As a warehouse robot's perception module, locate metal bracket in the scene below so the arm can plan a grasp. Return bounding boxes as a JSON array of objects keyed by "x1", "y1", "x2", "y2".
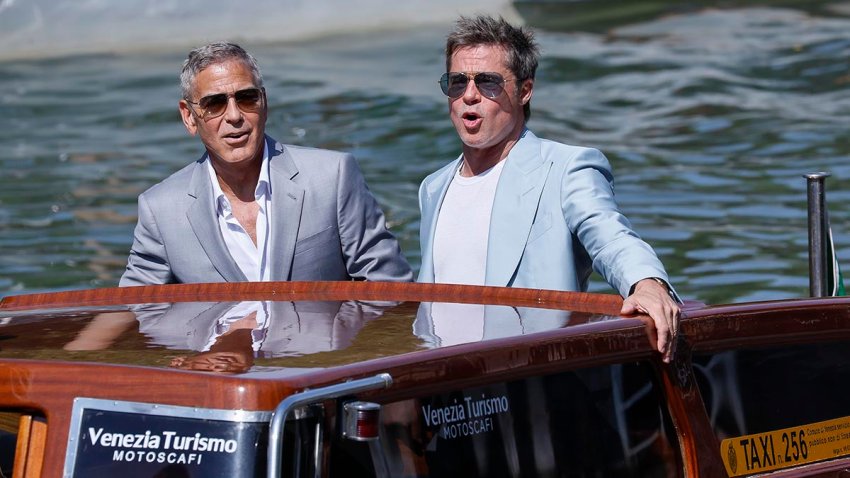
[{"x1": 266, "y1": 373, "x2": 393, "y2": 478}]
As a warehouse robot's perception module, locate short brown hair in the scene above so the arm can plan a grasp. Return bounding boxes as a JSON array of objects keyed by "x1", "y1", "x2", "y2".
[{"x1": 445, "y1": 15, "x2": 539, "y2": 120}]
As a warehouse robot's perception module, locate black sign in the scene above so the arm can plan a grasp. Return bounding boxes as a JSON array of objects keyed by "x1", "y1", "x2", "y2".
[{"x1": 67, "y1": 401, "x2": 269, "y2": 478}]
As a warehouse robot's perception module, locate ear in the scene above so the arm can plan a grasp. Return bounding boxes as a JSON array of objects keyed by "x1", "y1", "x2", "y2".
[
  {"x1": 179, "y1": 100, "x2": 198, "y2": 136},
  {"x1": 519, "y1": 78, "x2": 534, "y2": 106}
]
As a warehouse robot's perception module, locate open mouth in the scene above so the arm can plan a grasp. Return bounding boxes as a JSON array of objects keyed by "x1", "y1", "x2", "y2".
[
  {"x1": 223, "y1": 131, "x2": 250, "y2": 143},
  {"x1": 462, "y1": 112, "x2": 482, "y2": 128}
]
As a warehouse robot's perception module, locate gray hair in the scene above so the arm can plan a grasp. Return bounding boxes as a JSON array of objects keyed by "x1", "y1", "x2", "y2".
[
  {"x1": 445, "y1": 15, "x2": 539, "y2": 120},
  {"x1": 180, "y1": 42, "x2": 264, "y2": 100}
]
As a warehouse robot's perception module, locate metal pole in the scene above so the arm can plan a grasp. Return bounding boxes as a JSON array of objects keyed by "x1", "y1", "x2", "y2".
[
  {"x1": 805, "y1": 172, "x2": 831, "y2": 297},
  {"x1": 267, "y1": 373, "x2": 393, "y2": 478}
]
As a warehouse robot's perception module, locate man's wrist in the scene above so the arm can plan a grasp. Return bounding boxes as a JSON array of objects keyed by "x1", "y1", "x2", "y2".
[
  {"x1": 648, "y1": 277, "x2": 668, "y2": 290},
  {"x1": 631, "y1": 277, "x2": 677, "y2": 300},
  {"x1": 648, "y1": 277, "x2": 680, "y2": 303}
]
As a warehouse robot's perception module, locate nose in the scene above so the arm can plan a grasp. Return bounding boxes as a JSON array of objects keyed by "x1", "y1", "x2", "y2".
[
  {"x1": 461, "y1": 77, "x2": 481, "y2": 103},
  {"x1": 223, "y1": 96, "x2": 243, "y2": 123}
]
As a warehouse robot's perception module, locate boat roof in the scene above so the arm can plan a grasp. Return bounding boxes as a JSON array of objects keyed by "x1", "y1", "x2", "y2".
[
  {"x1": 0, "y1": 282, "x2": 634, "y2": 378},
  {"x1": 9, "y1": 281, "x2": 850, "y2": 478}
]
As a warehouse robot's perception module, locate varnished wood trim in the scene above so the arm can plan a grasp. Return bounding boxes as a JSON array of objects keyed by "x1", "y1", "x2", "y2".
[
  {"x1": 25, "y1": 417, "x2": 45, "y2": 478},
  {"x1": 0, "y1": 281, "x2": 625, "y2": 315},
  {"x1": 11, "y1": 414, "x2": 27, "y2": 478},
  {"x1": 262, "y1": 316, "x2": 657, "y2": 403},
  {"x1": 655, "y1": 352, "x2": 726, "y2": 478},
  {"x1": 12, "y1": 414, "x2": 46, "y2": 478},
  {"x1": 682, "y1": 296, "x2": 850, "y2": 320},
  {"x1": 682, "y1": 299, "x2": 850, "y2": 353}
]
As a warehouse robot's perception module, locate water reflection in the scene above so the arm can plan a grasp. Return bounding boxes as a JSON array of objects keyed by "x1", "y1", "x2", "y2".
[
  {"x1": 131, "y1": 301, "x2": 390, "y2": 373},
  {"x1": 63, "y1": 311, "x2": 136, "y2": 351},
  {"x1": 0, "y1": 298, "x2": 608, "y2": 372},
  {"x1": 414, "y1": 303, "x2": 572, "y2": 347}
]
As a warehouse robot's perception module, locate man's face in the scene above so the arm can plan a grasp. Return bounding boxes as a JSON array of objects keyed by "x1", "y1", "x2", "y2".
[
  {"x1": 179, "y1": 59, "x2": 267, "y2": 168},
  {"x1": 447, "y1": 45, "x2": 533, "y2": 155}
]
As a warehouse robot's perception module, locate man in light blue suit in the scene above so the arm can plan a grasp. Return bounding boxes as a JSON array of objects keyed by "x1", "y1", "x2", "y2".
[
  {"x1": 120, "y1": 42, "x2": 411, "y2": 286},
  {"x1": 418, "y1": 16, "x2": 680, "y2": 361}
]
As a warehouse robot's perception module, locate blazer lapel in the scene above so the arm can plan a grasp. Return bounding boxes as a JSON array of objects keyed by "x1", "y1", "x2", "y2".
[
  {"x1": 486, "y1": 130, "x2": 552, "y2": 286},
  {"x1": 186, "y1": 158, "x2": 247, "y2": 282},
  {"x1": 268, "y1": 140, "x2": 305, "y2": 281},
  {"x1": 418, "y1": 156, "x2": 462, "y2": 282},
  {"x1": 185, "y1": 301, "x2": 241, "y2": 350}
]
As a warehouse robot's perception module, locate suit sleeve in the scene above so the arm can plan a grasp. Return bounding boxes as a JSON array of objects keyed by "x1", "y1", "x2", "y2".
[
  {"x1": 119, "y1": 193, "x2": 175, "y2": 286},
  {"x1": 562, "y1": 148, "x2": 671, "y2": 297},
  {"x1": 335, "y1": 154, "x2": 413, "y2": 282}
]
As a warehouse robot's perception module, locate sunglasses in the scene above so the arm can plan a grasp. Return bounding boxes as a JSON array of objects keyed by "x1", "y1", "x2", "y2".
[
  {"x1": 185, "y1": 87, "x2": 264, "y2": 120},
  {"x1": 439, "y1": 72, "x2": 514, "y2": 99}
]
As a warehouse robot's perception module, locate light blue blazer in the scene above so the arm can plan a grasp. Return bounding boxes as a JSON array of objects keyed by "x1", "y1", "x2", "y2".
[{"x1": 418, "y1": 129, "x2": 670, "y2": 298}]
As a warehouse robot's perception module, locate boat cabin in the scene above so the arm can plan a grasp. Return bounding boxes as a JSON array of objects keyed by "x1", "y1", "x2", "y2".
[{"x1": 0, "y1": 281, "x2": 849, "y2": 477}]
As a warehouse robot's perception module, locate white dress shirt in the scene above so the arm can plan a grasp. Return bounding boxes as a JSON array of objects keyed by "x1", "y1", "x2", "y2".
[
  {"x1": 207, "y1": 143, "x2": 272, "y2": 282},
  {"x1": 201, "y1": 301, "x2": 270, "y2": 353}
]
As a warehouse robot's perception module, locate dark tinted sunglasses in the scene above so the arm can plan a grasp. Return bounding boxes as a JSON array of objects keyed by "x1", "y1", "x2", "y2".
[
  {"x1": 186, "y1": 87, "x2": 264, "y2": 120},
  {"x1": 439, "y1": 72, "x2": 513, "y2": 99}
]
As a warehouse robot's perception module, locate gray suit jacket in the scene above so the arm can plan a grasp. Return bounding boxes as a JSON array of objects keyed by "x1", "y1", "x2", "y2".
[
  {"x1": 120, "y1": 136, "x2": 412, "y2": 285},
  {"x1": 134, "y1": 300, "x2": 389, "y2": 356},
  {"x1": 418, "y1": 129, "x2": 671, "y2": 298}
]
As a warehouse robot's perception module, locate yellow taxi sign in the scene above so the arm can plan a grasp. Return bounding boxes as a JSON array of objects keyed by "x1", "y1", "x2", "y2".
[{"x1": 721, "y1": 416, "x2": 850, "y2": 476}]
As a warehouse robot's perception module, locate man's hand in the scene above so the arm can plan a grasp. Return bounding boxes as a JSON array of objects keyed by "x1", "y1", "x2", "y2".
[{"x1": 621, "y1": 278, "x2": 681, "y2": 363}]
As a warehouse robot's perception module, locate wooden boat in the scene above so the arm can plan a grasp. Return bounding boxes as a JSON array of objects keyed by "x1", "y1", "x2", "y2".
[{"x1": 1, "y1": 280, "x2": 849, "y2": 477}]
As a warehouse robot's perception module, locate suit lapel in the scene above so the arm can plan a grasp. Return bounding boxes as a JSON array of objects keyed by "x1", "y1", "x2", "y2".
[
  {"x1": 418, "y1": 156, "x2": 463, "y2": 282},
  {"x1": 186, "y1": 158, "x2": 247, "y2": 282},
  {"x1": 268, "y1": 140, "x2": 305, "y2": 281},
  {"x1": 486, "y1": 130, "x2": 552, "y2": 286},
  {"x1": 186, "y1": 301, "x2": 241, "y2": 350}
]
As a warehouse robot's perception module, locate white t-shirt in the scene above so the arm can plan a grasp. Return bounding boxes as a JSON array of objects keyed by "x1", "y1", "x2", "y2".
[{"x1": 433, "y1": 159, "x2": 506, "y2": 285}]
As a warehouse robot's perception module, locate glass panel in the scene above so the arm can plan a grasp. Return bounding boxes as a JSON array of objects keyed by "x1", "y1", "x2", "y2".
[
  {"x1": 694, "y1": 341, "x2": 850, "y2": 475},
  {"x1": 334, "y1": 363, "x2": 676, "y2": 477},
  {"x1": 694, "y1": 341, "x2": 850, "y2": 439}
]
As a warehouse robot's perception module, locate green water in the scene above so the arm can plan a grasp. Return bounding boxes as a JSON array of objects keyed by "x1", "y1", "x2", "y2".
[{"x1": 2, "y1": 5, "x2": 850, "y2": 305}]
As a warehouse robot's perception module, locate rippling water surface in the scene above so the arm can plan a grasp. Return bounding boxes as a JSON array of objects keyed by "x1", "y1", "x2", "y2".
[{"x1": 2, "y1": 3, "x2": 850, "y2": 304}]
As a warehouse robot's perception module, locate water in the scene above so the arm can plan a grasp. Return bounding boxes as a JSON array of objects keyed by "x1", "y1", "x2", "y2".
[{"x1": 2, "y1": 2, "x2": 850, "y2": 305}]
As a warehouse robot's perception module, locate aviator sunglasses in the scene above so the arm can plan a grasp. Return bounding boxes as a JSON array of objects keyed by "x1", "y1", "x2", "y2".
[
  {"x1": 439, "y1": 72, "x2": 514, "y2": 99},
  {"x1": 185, "y1": 87, "x2": 265, "y2": 120}
]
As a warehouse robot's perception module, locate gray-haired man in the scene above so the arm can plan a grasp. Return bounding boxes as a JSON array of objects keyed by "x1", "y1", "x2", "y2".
[{"x1": 121, "y1": 42, "x2": 412, "y2": 285}]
